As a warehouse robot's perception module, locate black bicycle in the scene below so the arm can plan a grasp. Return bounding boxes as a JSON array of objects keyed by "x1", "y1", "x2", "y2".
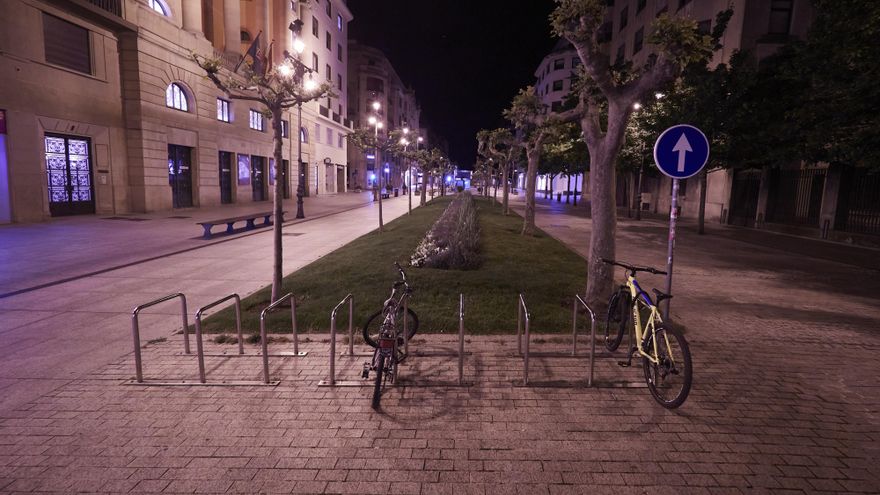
[{"x1": 361, "y1": 262, "x2": 419, "y2": 409}]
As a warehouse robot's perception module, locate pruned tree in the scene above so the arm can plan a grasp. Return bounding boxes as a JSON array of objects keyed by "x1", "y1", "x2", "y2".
[
  {"x1": 347, "y1": 128, "x2": 406, "y2": 232},
  {"x1": 477, "y1": 128, "x2": 518, "y2": 215},
  {"x1": 193, "y1": 47, "x2": 333, "y2": 302},
  {"x1": 549, "y1": 0, "x2": 731, "y2": 307}
]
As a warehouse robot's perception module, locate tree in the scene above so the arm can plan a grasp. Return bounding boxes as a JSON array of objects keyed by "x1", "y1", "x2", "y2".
[
  {"x1": 477, "y1": 128, "x2": 518, "y2": 215},
  {"x1": 550, "y1": 0, "x2": 730, "y2": 307},
  {"x1": 504, "y1": 87, "x2": 572, "y2": 235},
  {"x1": 347, "y1": 128, "x2": 406, "y2": 232},
  {"x1": 193, "y1": 45, "x2": 332, "y2": 302},
  {"x1": 541, "y1": 122, "x2": 589, "y2": 203}
]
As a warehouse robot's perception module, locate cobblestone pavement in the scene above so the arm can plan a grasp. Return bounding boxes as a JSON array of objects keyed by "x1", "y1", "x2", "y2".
[{"x1": 0, "y1": 194, "x2": 878, "y2": 494}]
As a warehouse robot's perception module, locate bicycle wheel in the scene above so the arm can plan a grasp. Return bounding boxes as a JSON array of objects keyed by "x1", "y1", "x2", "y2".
[
  {"x1": 642, "y1": 325, "x2": 692, "y2": 409},
  {"x1": 604, "y1": 289, "x2": 630, "y2": 352},
  {"x1": 362, "y1": 307, "x2": 420, "y2": 348},
  {"x1": 371, "y1": 353, "x2": 385, "y2": 409}
]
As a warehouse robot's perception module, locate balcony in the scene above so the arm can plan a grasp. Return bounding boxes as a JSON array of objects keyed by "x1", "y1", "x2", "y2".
[
  {"x1": 212, "y1": 48, "x2": 241, "y2": 72},
  {"x1": 319, "y1": 106, "x2": 330, "y2": 118},
  {"x1": 332, "y1": 112, "x2": 341, "y2": 124},
  {"x1": 85, "y1": 0, "x2": 121, "y2": 16}
]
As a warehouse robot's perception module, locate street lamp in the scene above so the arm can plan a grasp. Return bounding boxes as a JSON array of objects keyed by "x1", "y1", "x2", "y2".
[
  {"x1": 281, "y1": 22, "x2": 315, "y2": 220},
  {"x1": 632, "y1": 102, "x2": 646, "y2": 220}
]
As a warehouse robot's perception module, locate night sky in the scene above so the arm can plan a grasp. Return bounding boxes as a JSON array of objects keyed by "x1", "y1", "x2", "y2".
[{"x1": 347, "y1": 0, "x2": 558, "y2": 168}]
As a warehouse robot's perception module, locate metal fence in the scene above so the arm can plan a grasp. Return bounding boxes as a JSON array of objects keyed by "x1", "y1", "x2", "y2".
[
  {"x1": 836, "y1": 167, "x2": 880, "y2": 236},
  {"x1": 766, "y1": 168, "x2": 827, "y2": 227},
  {"x1": 86, "y1": 0, "x2": 122, "y2": 16}
]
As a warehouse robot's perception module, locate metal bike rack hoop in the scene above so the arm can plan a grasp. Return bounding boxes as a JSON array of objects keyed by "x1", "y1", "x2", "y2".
[
  {"x1": 325, "y1": 293, "x2": 353, "y2": 386},
  {"x1": 193, "y1": 294, "x2": 243, "y2": 383},
  {"x1": 518, "y1": 294, "x2": 531, "y2": 385},
  {"x1": 130, "y1": 293, "x2": 189, "y2": 383},
  {"x1": 260, "y1": 293, "x2": 306, "y2": 385},
  {"x1": 459, "y1": 293, "x2": 465, "y2": 386},
  {"x1": 574, "y1": 294, "x2": 597, "y2": 387}
]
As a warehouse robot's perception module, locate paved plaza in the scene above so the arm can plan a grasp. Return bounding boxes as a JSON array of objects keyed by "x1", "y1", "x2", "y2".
[{"x1": 0, "y1": 193, "x2": 879, "y2": 494}]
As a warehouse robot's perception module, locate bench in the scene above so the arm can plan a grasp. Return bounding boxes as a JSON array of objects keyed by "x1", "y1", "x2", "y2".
[
  {"x1": 197, "y1": 210, "x2": 286, "y2": 239},
  {"x1": 381, "y1": 193, "x2": 390, "y2": 199}
]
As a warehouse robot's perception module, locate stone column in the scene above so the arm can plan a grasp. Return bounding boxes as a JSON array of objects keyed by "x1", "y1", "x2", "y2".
[
  {"x1": 223, "y1": 0, "x2": 240, "y2": 53},
  {"x1": 263, "y1": 0, "x2": 271, "y2": 48},
  {"x1": 818, "y1": 164, "x2": 842, "y2": 236},
  {"x1": 182, "y1": 0, "x2": 203, "y2": 34}
]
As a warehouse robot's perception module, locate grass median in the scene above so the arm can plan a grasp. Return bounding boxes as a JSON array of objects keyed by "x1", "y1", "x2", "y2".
[{"x1": 200, "y1": 195, "x2": 588, "y2": 337}]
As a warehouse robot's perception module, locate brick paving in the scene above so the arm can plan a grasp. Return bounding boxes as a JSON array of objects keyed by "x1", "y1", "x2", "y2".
[{"x1": 1, "y1": 193, "x2": 879, "y2": 493}]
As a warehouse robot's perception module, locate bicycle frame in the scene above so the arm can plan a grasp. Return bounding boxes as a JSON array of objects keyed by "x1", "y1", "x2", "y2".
[{"x1": 624, "y1": 274, "x2": 675, "y2": 367}]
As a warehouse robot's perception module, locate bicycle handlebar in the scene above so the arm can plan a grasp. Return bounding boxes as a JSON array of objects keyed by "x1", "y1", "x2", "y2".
[
  {"x1": 394, "y1": 262, "x2": 409, "y2": 284},
  {"x1": 599, "y1": 257, "x2": 667, "y2": 275}
]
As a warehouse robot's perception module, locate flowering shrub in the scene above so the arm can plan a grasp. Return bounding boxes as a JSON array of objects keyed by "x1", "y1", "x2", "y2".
[{"x1": 411, "y1": 192, "x2": 481, "y2": 270}]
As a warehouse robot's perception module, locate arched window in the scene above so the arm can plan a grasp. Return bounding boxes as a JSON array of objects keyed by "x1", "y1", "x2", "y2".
[
  {"x1": 300, "y1": 127, "x2": 308, "y2": 143},
  {"x1": 240, "y1": 30, "x2": 252, "y2": 42},
  {"x1": 147, "y1": 0, "x2": 169, "y2": 16},
  {"x1": 165, "y1": 83, "x2": 189, "y2": 112}
]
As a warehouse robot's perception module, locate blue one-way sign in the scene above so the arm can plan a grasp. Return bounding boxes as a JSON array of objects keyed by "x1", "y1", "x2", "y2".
[{"x1": 653, "y1": 125, "x2": 710, "y2": 179}]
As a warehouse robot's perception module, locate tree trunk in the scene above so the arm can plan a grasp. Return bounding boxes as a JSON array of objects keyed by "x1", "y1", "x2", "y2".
[
  {"x1": 493, "y1": 172, "x2": 499, "y2": 203},
  {"x1": 502, "y1": 164, "x2": 510, "y2": 215},
  {"x1": 522, "y1": 144, "x2": 542, "y2": 236},
  {"x1": 566, "y1": 173, "x2": 572, "y2": 204},
  {"x1": 407, "y1": 164, "x2": 412, "y2": 215},
  {"x1": 377, "y1": 146, "x2": 384, "y2": 233},
  {"x1": 698, "y1": 168, "x2": 708, "y2": 234},
  {"x1": 420, "y1": 167, "x2": 427, "y2": 206},
  {"x1": 270, "y1": 106, "x2": 284, "y2": 302}
]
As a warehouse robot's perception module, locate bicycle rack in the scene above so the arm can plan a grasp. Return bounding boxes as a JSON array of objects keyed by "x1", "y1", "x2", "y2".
[
  {"x1": 319, "y1": 293, "x2": 367, "y2": 387},
  {"x1": 519, "y1": 293, "x2": 647, "y2": 388},
  {"x1": 259, "y1": 293, "x2": 307, "y2": 383},
  {"x1": 128, "y1": 293, "x2": 188, "y2": 384},
  {"x1": 574, "y1": 295, "x2": 596, "y2": 387}
]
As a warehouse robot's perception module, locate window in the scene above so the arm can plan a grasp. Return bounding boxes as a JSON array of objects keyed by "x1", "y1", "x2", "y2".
[
  {"x1": 769, "y1": 0, "x2": 793, "y2": 34},
  {"x1": 315, "y1": 123, "x2": 321, "y2": 142},
  {"x1": 553, "y1": 58, "x2": 564, "y2": 70},
  {"x1": 637, "y1": 0, "x2": 646, "y2": 13},
  {"x1": 698, "y1": 20, "x2": 712, "y2": 35},
  {"x1": 240, "y1": 30, "x2": 251, "y2": 42},
  {"x1": 337, "y1": 14, "x2": 343, "y2": 31},
  {"x1": 326, "y1": 63, "x2": 331, "y2": 81},
  {"x1": 217, "y1": 98, "x2": 230, "y2": 122},
  {"x1": 312, "y1": 16, "x2": 318, "y2": 37},
  {"x1": 551, "y1": 101, "x2": 563, "y2": 112},
  {"x1": 619, "y1": 6, "x2": 628, "y2": 30},
  {"x1": 572, "y1": 57, "x2": 581, "y2": 68},
  {"x1": 326, "y1": 128, "x2": 333, "y2": 144},
  {"x1": 366, "y1": 77, "x2": 384, "y2": 93},
  {"x1": 337, "y1": 43, "x2": 343, "y2": 61},
  {"x1": 312, "y1": 53, "x2": 319, "y2": 71},
  {"x1": 325, "y1": 1, "x2": 331, "y2": 16},
  {"x1": 326, "y1": 31, "x2": 332, "y2": 50},
  {"x1": 300, "y1": 127, "x2": 308, "y2": 143},
  {"x1": 337, "y1": 74, "x2": 343, "y2": 89},
  {"x1": 147, "y1": 0, "x2": 168, "y2": 16},
  {"x1": 166, "y1": 83, "x2": 189, "y2": 112},
  {"x1": 656, "y1": 0, "x2": 668, "y2": 15},
  {"x1": 281, "y1": 120, "x2": 289, "y2": 138},
  {"x1": 552, "y1": 80, "x2": 564, "y2": 92},
  {"x1": 249, "y1": 109, "x2": 263, "y2": 131},
  {"x1": 615, "y1": 43, "x2": 625, "y2": 64},
  {"x1": 338, "y1": 134, "x2": 344, "y2": 148},
  {"x1": 678, "y1": 0, "x2": 692, "y2": 10},
  {"x1": 633, "y1": 27, "x2": 644, "y2": 54},
  {"x1": 42, "y1": 14, "x2": 91, "y2": 74}
]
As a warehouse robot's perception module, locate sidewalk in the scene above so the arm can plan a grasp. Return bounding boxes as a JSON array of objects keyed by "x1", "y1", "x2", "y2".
[
  {"x1": 0, "y1": 192, "x2": 379, "y2": 297},
  {"x1": 0, "y1": 192, "x2": 418, "y2": 413}
]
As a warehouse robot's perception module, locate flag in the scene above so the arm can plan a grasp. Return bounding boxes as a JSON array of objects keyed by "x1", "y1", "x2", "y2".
[
  {"x1": 233, "y1": 30, "x2": 262, "y2": 74},
  {"x1": 261, "y1": 40, "x2": 275, "y2": 76}
]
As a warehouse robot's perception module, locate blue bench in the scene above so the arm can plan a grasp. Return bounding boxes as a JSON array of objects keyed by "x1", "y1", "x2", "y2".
[{"x1": 197, "y1": 210, "x2": 286, "y2": 239}]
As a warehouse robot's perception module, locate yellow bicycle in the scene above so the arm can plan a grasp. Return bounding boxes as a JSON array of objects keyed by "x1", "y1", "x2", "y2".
[{"x1": 602, "y1": 258, "x2": 692, "y2": 408}]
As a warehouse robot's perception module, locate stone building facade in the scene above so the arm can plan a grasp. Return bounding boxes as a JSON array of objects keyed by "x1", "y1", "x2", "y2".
[
  {"x1": 346, "y1": 41, "x2": 422, "y2": 192},
  {"x1": 0, "y1": 0, "x2": 352, "y2": 224}
]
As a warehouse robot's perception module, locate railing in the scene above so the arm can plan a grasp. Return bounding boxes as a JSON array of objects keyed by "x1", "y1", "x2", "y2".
[
  {"x1": 212, "y1": 48, "x2": 242, "y2": 72},
  {"x1": 319, "y1": 106, "x2": 330, "y2": 118},
  {"x1": 130, "y1": 293, "x2": 188, "y2": 383},
  {"x1": 327, "y1": 293, "x2": 354, "y2": 386},
  {"x1": 85, "y1": 0, "x2": 122, "y2": 16},
  {"x1": 259, "y1": 293, "x2": 302, "y2": 384},
  {"x1": 517, "y1": 294, "x2": 531, "y2": 385},
  {"x1": 574, "y1": 295, "x2": 597, "y2": 387},
  {"x1": 194, "y1": 294, "x2": 242, "y2": 383}
]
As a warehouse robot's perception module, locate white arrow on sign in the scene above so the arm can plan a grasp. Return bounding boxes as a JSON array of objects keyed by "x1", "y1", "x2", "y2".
[{"x1": 672, "y1": 133, "x2": 693, "y2": 173}]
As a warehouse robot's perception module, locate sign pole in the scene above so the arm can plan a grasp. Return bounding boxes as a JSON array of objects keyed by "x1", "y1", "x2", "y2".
[{"x1": 663, "y1": 178, "x2": 679, "y2": 319}]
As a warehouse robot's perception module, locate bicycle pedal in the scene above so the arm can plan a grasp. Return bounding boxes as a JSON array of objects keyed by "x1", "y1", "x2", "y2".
[{"x1": 617, "y1": 361, "x2": 631, "y2": 368}]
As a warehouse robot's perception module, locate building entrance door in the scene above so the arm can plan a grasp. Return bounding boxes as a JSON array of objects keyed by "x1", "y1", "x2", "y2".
[
  {"x1": 336, "y1": 166, "x2": 345, "y2": 193},
  {"x1": 252, "y1": 155, "x2": 266, "y2": 201},
  {"x1": 282, "y1": 160, "x2": 290, "y2": 199},
  {"x1": 219, "y1": 151, "x2": 233, "y2": 204},
  {"x1": 728, "y1": 169, "x2": 761, "y2": 227},
  {"x1": 168, "y1": 144, "x2": 193, "y2": 208},
  {"x1": 44, "y1": 134, "x2": 95, "y2": 216}
]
